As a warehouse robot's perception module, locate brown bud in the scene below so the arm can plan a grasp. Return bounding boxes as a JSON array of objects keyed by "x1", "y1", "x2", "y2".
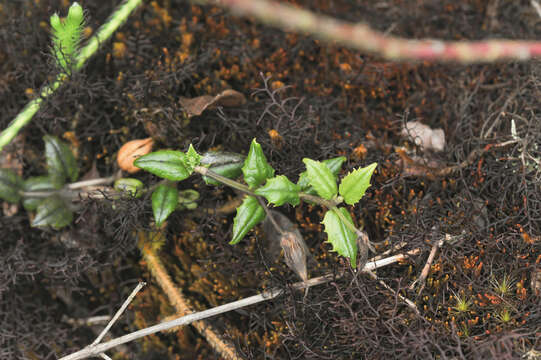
[
  {"x1": 117, "y1": 138, "x2": 154, "y2": 173},
  {"x1": 280, "y1": 231, "x2": 308, "y2": 282}
]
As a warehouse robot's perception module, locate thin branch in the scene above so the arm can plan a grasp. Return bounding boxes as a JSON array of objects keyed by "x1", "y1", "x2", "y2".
[
  {"x1": 532, "y1": 0, "x2": 541, "y2": 18},
  {"x1": 409, "y1": 239, "x2": 444, "y2": 292},
  {"x1": 67, "y1": 175, "x2": 117, "y2": 190},
  {"x1": 65, "y1": 315, "x2": 111, "y2": 327},
  {"x1": 58, "y1": 251, "x2": 418, "y2": 360},
  {"x1": 140, "y1": 240, "x2": 241, "y2": 360},
  {"x1": 92, "y1": 282, "x2": 146, "y2": 346},
  {"x1": 210, "y1": 0, "x2": 541, "y2": 63},
  {"x1": 365, "y1": 270, "x2": 420, "y2": 315}
]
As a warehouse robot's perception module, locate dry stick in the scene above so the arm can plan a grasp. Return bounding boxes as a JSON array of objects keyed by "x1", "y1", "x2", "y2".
[
  {"x1": 409, "y1": 239, "x2": 445, "y2": 292},
  {"x1": 58, "y1": 250, "x2": 418, "y2": 360},
  {"x1": 66, "y1": 315, "x2": 111, "y2": 327},
  {"x1": 92, "y1": 282, "x2": 146, "y2": 346},
  {"x1": 210, "y1": 0, "x2": 541, "y2": 63},
  {"x1": 140, "y1": 241, "x2": 241, "y2": 360},
  {"x1": 370, "y1": 241, "x2": 408, "y2": 261},
  {"x1": 365, "y1": 270, "x2": 420, "y2": 315}
]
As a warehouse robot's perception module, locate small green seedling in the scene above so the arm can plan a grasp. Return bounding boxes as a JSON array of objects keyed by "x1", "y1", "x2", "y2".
[
  {"x1": 0, "y1": 135, "x2": 200, "y2": 230},
  {"x1": 0, "y1": 135, "x2": 79, "y2": 229},
  {"x1": 451, "y1": 291, "x2": 473, "y2": 316},
  {"x1": 135, "y1": 138, "x2": 377, "y2": 268},
  {"x1": 495, "y1": 308, "x2": 512, "y2": 324},
  {"x1": 50, "y1": 2, "x2": 85, "y2": 73},
  {"x1": 491, "y1": 274, "x2": 515, "y2": 297}
]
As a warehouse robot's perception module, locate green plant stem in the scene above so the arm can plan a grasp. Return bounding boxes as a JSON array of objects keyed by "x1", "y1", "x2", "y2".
[
  {"x1": 0, "y1": 0, "x2": 143, "y2": 153},
  {"x1": 194, "y1": 166, "x2": 256, "y2": 196},
  {"x1": 74, "y1": 0, "x2": 142, "y2": 70},
  {"x1": 195, "y1": 166, "x2": 288, "y2": 235},
  {"x1": 256, "y1": 196, "x2": 284, "y2": 234},
  {"x1": 0, "y1": 75, "x2": 64, "y2": 153},
  {"x1": 194, "y1": 166, "x2": 366, "y2": 244}
]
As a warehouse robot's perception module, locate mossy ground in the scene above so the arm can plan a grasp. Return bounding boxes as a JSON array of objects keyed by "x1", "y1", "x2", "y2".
[{"x1": 0, "y1": 1, "x2": 540, "y2": 359}]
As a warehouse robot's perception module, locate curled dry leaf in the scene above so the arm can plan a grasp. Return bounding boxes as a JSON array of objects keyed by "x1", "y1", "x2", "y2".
[
  {"x1": 263, "y1": 210, "x2": 309, "y2": 282},
  {"x1": 401, "y1": 121, "x2": 445, "y2": 152},
  {"x1": 179, "y1": 89, "x2": 246, "y2": 118},
  {"x1": 117, "y1": 138, "x2": 154, "y2": 173},
  {"x1": 280, "y1": 231, "x2": 309, "y2": 282}
]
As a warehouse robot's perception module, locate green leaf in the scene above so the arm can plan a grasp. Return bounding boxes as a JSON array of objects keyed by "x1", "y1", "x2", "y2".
[
  {"x1": 339, "y1": 162, "x2": 377, "y2": 205},
  {"x1": 322, "y1": 208, "x2": 358, "y2": 268},
  {"x1": 230, "y1": 195, "x2": 265, "y2": 244},
  {"x1": 0, "y1": 168, "x2": 23, "y2": 203},
  {"x1": 151, "y1": 184, "x2": 179, "y2": 227},
  {"x1": 134, "y1": 150, "x2": 191, "y2": 181},
  {"x1": 241, "y1": 139, "x2": 274, "y2": 188},
  {"x1": 200, "y1": 151, "x2": 245, "y2": 185},
  {"x1": 177, "y1": 189, "x2": 200, "y2": 210},
  {"x1": 302, "y1": 158, "x2": 337, "y2": 200},
  {"x1": 114, "y1": 178, "x2": 144, "y2": 198},
  {"x1": 44, "y1": 135, "x2": 79, "y2": 184},
  {"x1": 297, "y1": 156, "x2": 346, "y2": 193},
  {"x1": 255, "y1": 175, "x2": 300, "y2": 206},
  {"x1": 185, "y1": 144, "x2": 202, "y2": 170},
  {"x1": 32, "y1": 195, "x2": 73, "y2": 230},
  {"x1": 22, "y1": 176, "x2": 60, "y2": 210}
]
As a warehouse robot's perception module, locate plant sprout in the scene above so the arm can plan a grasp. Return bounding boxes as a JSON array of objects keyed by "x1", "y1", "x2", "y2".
[
  {"x1": 452, "y1": 291, "x2": 473, "y2": 314},
  {"x1": 491, "y1": 274, "x2": 515, "y2": 297},
  {"x1": 134, "y1": 138, "x2": 377, "y2": 268}
]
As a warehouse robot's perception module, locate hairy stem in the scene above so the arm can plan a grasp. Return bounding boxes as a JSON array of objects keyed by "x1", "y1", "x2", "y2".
[
  {"x1": 0, "y1": 0, "x2": 143, "y2": 152},
  {"x1": 139, "y1": 234, "x2": 240, "y2": 360},
  {"x1": 209, "y1": 0, "x2": 541, "y2": 63}
]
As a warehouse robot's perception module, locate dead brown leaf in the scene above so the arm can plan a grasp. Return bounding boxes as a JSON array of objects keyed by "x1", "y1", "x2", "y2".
[
  {"x1": 263, "y1": 210, "x2": 310, "y2": 282},
  {"x1": 179, "y1": 89, "x2": 246, "y2": 118}
]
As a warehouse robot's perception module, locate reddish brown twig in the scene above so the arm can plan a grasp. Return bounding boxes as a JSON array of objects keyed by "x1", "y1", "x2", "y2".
[
  {"x1": 211, "y1": 0, "x2": 541, "y2": 63},
  {"x1": 139, "y1": 233, "x2": 241, "y2": 360},
  {"x1": 397, "y1": 139, "x2": 519, "y2": 179}
]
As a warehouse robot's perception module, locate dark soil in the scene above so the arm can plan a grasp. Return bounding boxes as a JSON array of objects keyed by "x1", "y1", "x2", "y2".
[{"x1": 1, "y1": 0, "x2": 540, "y2": 359}]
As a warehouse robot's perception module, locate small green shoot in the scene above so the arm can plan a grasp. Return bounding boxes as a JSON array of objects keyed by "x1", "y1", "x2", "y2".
[
  {"x1": 136, "y1": 138, "x2": 377, "y2": 268},
  {"x1": 495, "y1": 308, "x2": 512, "y2": 324},
  {"x1": 452, "y1": 291, "x2": 472, "y2": 314},
  {"x1": 491, "y1": 274, "x2": 515, "y2": 297},
  {"x1": 50, "y1": 2, "x2": 85, "y2": 73}
]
